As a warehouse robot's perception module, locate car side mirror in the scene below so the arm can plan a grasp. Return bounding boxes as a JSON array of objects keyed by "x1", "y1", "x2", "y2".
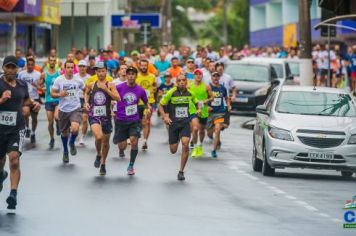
[
  {"x1": 256, "y1": 105, "x2": 269, "y2": 116},
  {"x1": 271, "y1": 79, "x2": 280, "y2": 86},
  {"x1": 287, "y1": 74, "x2": 294, "y2": 80}
]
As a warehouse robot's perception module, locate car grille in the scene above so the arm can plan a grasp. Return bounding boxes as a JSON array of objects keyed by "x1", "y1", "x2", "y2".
[
  {"x1": 296, "y1": 129, "x2": 346, "y2": 135},
  {"x1": 295, "y1": 153, "x2": 345, "y2": 163},
  {"x1": 297, "y1": 136, "x2": 345, "y2": 148}
]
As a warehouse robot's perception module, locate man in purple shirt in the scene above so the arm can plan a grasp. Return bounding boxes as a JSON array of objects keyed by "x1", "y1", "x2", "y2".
[{"x1": 113, "y1": 66, "x2": 151, "y2": 175}]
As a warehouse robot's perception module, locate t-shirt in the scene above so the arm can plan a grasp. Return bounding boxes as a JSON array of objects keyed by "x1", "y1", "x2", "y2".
[
  {"x1": 17, "y1": 70, "x2": 41, "y2": 99},
  {"x1": 112, "y1": 78, "x2": 127, "y2": 112},
  {"x1": 210, "y1": 84, "x2": 227, "y2": 114},
  {"x1": 0, "y1": 77, "x2": 29, "y2": 134},
  {"x1": 115, "y1": 83, "x2": 148, "y2": 122},
  {"x1": 219, "y1": 73, "x2": 234, "y2": 95},
  {"x1": 136, "y1": 73, "x2": 156, "y2": 104},
  {"x1": 168, "y1": 66, "x2": 183, "y2": 78},
  {"x1": 85, "y1": 74, "x2": 113, "y2": 87},
  {"x1": 52, "y1": 75, "x2": 85, "y2": 112},
  {"x1": 44, "y1": 70, "x2": 60, "y2": 103},
  {"x1": 350, "y1": 54, "x2": 356, "y2": 73},
  {"x1": 74, "y1": 73, "x2": 90, "y2": 98},
  {"x1": 154, "y1": 61, "x2": 171, "y2": 73},
  {"x1": 158, "y1": 83, "x2": 174, "y2": 96}
]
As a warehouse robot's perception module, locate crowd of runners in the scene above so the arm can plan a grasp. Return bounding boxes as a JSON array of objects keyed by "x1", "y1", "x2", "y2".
[{"x1": 0, "y1": 44, "x2": 234, "y2": 210}]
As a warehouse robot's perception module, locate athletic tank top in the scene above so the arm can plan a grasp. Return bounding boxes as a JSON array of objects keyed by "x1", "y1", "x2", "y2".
[
  {"x1": 89, "y1": 81, "x2": 112, "y2": 120},
  {"x1": 45, "y1": 70, "x2": 60, "y2": 103},
  {"x1": 190, "y1": 82, "x2": 209, "y2": 118}
]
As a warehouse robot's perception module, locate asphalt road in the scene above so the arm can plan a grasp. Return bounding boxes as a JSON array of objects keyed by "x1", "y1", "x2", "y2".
[{"x1": 0, "y1": 110, "x2": 355, "y2": 236}]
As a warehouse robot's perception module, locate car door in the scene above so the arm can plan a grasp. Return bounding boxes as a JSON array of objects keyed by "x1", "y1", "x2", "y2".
[{"x1": 255, "y1": 89, "x2": 277, "y2": 158}]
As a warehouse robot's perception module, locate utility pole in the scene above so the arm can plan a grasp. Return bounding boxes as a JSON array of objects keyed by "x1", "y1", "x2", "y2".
[
  {"x1": 298, "y1": 0, "x2": 313, "y2": 86},
  {"x1": 167, "y1": 0, "x2": 172, "y2": 43},
  {"x1": 71, "y1": 1, "x2": 75, "y2": 48},
  {"x1": 223, "y1": 0, "x2": 228, "y2": 45}
]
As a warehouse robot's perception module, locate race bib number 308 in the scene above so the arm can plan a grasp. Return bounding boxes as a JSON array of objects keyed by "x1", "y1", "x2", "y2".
[
  {"x1": 175, "y1": 107, "x2": 188, "y2": 118},
  {"x1": 0, "y1": 111, "x2": 17, "y2": 126}
]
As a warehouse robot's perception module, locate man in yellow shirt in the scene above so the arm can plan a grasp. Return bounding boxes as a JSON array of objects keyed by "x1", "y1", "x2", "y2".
[
  {"x1": 136, "y1": 59, "x2": 156, "y2": 150},
  {"x1": 85, "y1": 62, "x2": 113, "y2": 86}
]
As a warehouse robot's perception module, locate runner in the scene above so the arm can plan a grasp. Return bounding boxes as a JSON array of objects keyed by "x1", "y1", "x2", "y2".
[
  {"x1": 84, "y1": 63, "x2": 120, "y2": 175},
  {"x1": 75, "y1": 60, "x2": 91, "y2": 145},
  {"x1": 206, "y1": 72, "x2": 231, "y2": 158},
  {"x1": 136, "y1": 59, "x2": 156, "y2": 150},
  {"x1": 0, "y1": 55, "x2": 41, "y2": 209},
  {"x1": 158, "y1": 73, "x2": 200, "y2": 181},
  {"x1": 17, "y1": 56, "x2": 42, "y2": 144},
  {"x1": 113, "y1": 66, "x2": 151, "y2": 175},
  {"x1": 190, "y1": 69, "x2": 213, "y2": 158},
  {"x1": 38, "y1": 56, "x2": 61, "y2": 149},
  {"x1": 51, "y1": 60, "x2": 85, "y2": 163}
]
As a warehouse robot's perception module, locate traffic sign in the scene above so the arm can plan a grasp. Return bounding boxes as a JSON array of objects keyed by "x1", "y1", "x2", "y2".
[{"x1": 112, "y1": 13, "x2": 161, "y2": 29}]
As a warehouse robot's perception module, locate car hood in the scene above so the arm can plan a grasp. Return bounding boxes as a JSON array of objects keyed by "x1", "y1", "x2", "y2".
[
  {"x1": 233, "y1": 80, "x2": 270, "y2": 92},
  {"x1": 271, "y1": 113, "x2": 356, "y2": 133}
]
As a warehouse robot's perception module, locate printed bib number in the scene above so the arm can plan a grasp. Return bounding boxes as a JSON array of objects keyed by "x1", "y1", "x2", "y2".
[
  {"x1": 211, "y1": 98, "x2": 222, "y2": 106},
  {"x1": 125, "y1": 105, "x2": 137, "y2": 116},
  {"x1": 66, "y1": 89, "x2": 77, "y2": 98},
  {"x1": 175, "y1": 107, "x2": 188, "y2": 118},
  {"x1": 0, "y1": 111, "x2": 17, "y2": 126},
  {"x1": 93, "y1": 106, "x2": 106, "y2": 117}
]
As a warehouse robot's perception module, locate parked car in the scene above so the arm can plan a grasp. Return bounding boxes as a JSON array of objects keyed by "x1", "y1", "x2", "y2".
[
  {"x1": 253, "y1": 85, "x2": 356, "y2": 177},
  {"x1": 225, "y1": 61, "x2": 279, "y2": 113},
  {"x1": 285, "y1": 58, "x2": 301, "y2": 85}
]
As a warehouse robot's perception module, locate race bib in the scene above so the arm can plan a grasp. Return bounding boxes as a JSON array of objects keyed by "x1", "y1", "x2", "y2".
[
  {"x1": 125, "y1": 105, "x2": 137, "y2": 116},
  {"x1": 66, "y1": 89, "x2": 78, "y2": 98},
  {"x1": 0, "y1": 111, "x2": 17, "y2": 126},
  {"x1": 93, "y1": 106, "x2": 106, "y2": 117},
  {"x1": 175, "y1": 107, "x2": 188, "y2": 118},
  {"x1": 211, "y1": 98, "x2": 222, "y2": 106}
]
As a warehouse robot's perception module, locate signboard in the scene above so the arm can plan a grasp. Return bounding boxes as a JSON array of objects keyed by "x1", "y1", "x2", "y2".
[
  {"x1": 0, "y1": 0, "x2": 41, "y2": 16},
  {"x1": 321, "y1": 9, "x2": 336, "y2": 37},
  {"x1": 283, "y1": 23, "x2": 297, "y2": 48},
  {"x1": 32, "y1": 0, "x2": 60, "y2": 25},
  {"x1": 112, "y1": 13, "x2": 161, "y2": 29}
]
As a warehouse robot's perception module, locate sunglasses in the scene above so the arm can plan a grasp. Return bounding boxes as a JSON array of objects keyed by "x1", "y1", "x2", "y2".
[{"x1": 187, "y1": 61, "x2": 194, "y2": 64}]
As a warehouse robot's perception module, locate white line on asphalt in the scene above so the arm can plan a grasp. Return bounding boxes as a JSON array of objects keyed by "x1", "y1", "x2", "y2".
[
  {"x1": 331, "y1": 218, "x2": 342, "y2": 223},
  {"x1": 257, "y1": 181, "x2": 268, "y2": 186},
  {"x1": 267, "y1": 186, "x2": 286, "y2": 195},
  {"x1": 240, "y1": 172, "x2": 259, "y2": 180},
  {"x1": 317, "y1": 213, "x2": 330, "y2": 218},
  {"x1": 285, "y1": 195, "x2": 297, "y2": 200},
  {"x1": 228, "y1": 166, "x2": 239, "y2": 170}
]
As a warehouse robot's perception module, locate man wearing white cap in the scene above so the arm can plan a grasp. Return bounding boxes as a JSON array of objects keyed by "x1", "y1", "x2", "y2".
[{"x1": 74, "y1": 60, "x2": 90, "y2": 145}]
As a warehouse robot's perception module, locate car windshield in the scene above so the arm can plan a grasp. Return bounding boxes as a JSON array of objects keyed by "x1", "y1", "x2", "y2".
[
  {"x1": 271, "y1": 64, "x2": 284, "y2": 78},
  {"x1": 276, "y1": 91, "x2": 356, "y2": 117},
  {"x1": 288, "y1": 62, "x2": 300, "y2": 76},
  {"x1": 225, "y1": 64, "x2": 269, "y2": 82}
]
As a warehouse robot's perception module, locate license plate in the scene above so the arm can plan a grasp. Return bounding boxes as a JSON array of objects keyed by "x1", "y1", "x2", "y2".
[
  {"x1": 308, "y1": 152, "x2": 334, "y2": 160},
  {"x1": 237, "y1": 96, "x2": 248, "y2": 103}
]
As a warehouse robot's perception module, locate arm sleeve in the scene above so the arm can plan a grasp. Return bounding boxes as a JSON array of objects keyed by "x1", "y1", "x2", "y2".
[{"x1": 160, "y1": 87, "x2": 175, "y2": 105}]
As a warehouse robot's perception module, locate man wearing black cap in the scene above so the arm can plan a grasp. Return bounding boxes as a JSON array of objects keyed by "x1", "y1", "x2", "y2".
[
  {"x1": 86, "y1": 55, "x2": 97, "y2": 76},
  {"x1": 0, "y1": 55, "x2": 40, "y2": 210}
]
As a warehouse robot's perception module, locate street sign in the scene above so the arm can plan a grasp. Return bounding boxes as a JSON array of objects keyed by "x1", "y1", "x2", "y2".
[
  {"x1": 112, "y1": 13, "x2": 161, "y2": 29},
  {"x1": 321, "y1": 9, "x2": 336, "y2": 37}
]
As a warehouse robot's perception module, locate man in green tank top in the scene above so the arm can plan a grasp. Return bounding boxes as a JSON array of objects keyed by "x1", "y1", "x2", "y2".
[{"x1": 189, "y1": 69, "x2": 213, "y2": 158}]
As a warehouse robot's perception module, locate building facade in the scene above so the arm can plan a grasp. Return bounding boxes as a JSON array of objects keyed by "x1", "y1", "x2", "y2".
[{"x1": 249, "y1": 0, "x2": 356, "y2": 47}]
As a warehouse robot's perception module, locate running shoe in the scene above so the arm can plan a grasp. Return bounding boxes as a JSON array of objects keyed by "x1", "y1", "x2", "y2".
[
  {"x1": 211, "y1": 150, "x2": 217, "y2": 159},
  {"x1": 142, "y1": 142, "x2": 148, "y2": 150},
  {"x1": 190, "y1": 142, "x2": 194, "y2": 149},
  {"x1": 49, "y1": 139, "x2": 55, "y2": 149},
  {"x1": 119, "y1": 150, "x2": 125, "y2": 158},
  {"x1": 78, "y1": 135, "x2": 85, "y2": 146},
  {"x1": 0, "y1": 171, "x2": 8, "y2": 192},
  {"x1": 99, "y1": 164, "x2": 106, "y2": 176},
  {"x1": 127, "y1": 165, "x2": 135, "y2": 175},
  {"x1": 94, "y1": 156, "x2": 101, "y2": 168},
  {"x1": 69, "y1": 144, "x2": 77, "y2": 156},
  {"x1": 191, "y1": 147, "x2": 199, "y2": 158},
  {"x1": 6, "y1": 194, "x2": 17, "y2": 210},
  {"x1": 25, "y1": 129, "x2": 30, "y2": 138},
  {"x1": 62, "y1": 152, "x2": 69, "y2": 163},
  {"x1": 30, "y1": 134, "x2": 36, "y2": 144},
  {"x1": 197, "y1": 145, "x2": 204, "y2": 158},
  {"x1": 177, "y1": 171, "x2": 185, "y2": 181}
]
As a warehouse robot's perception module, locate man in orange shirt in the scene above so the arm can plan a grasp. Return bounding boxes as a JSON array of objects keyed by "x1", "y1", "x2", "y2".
[{"x1": 168, "y1": 57, "x2": 183, "y2": 80}]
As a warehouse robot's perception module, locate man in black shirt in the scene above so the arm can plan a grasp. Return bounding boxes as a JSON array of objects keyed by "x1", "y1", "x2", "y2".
[{"x1": 0, "y1": 55, "x2": 40, "y2": 210}]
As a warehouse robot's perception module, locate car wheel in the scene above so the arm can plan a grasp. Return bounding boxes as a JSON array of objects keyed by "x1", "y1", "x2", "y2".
[
  {"x1": 252, "y1": 138, "x2": 262, "y2": 172},
  {"x1": 262, "y1": 142, "x2": 275, "y2": 176},
  {"x1": 341, "y1": 171, "x2": 354, "y2": 179}
]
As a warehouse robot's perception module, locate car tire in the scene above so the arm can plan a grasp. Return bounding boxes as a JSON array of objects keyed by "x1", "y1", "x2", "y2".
[
  {"x1": 341, "y1": 171, "x2": 354, "y2": 179},
  {"x1": 252, "y1": 138, "x2": 262, "y2": 172},
  {"x1": 262, "y1": 142, "x2": 275, "y2": 176}
]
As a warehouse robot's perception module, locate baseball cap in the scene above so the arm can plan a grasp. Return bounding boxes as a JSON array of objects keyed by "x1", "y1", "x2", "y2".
[
  {"x1": 126, "y1": 66, "x2": 138, "y2": 74},
  {"x1": 212, "y1": 71, "x2": 220, "y2": 76},
  {"x1": 130, "y1": 50, "x2": 139, "y2": 56},
  {"x1": 164, "y1": 72, "x2": 172, "y2": 77},
  {"x1": 186, "y1": 57, "x2": 194, "y2": 62},
  {"x1": 78, "y1": 60, "x2": 87, "y2": 67},
  {"x1": 2, "y1": 55, "x2": 18, "y2": 67},
  {"x1": 193, "y1": 69, "x2": 203, "y2": 75},
  {"x1": 94, "y1": 61, "x2": 106, "y2": 70},
  {"x1": 88, "y1": 55, "x2": 96, "y2": 60}
]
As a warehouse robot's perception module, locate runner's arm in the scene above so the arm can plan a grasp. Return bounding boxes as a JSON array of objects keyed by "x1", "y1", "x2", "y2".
[
  {"x1": 205, "y1": 84, "x2": 214, "y2": 104},
  {"x1": 51, "y1": 80, "x2": 67, "y2": 98},
  {"x1": 106, "y1": 82, "x2": 120, "y2": 101},
  {"x1": 24, "y1": 97, "x2": 41, "y2": 112}
]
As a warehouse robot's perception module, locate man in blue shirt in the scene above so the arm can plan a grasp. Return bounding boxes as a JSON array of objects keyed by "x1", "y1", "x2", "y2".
[{"x1": 154, "y1": 52, "x2": 171, "y2": 83}]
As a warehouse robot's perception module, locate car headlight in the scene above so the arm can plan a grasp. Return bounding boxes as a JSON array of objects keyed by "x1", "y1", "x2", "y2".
[
  {"x1": 254, "y1": 86, "x2": 269, "y2": 96},
  {"x1": 348, "y1": 134, "x2": 356, "y2": 144},
  {"x1": 268, "y1": 126, "x2": 294, "y2": 141}
]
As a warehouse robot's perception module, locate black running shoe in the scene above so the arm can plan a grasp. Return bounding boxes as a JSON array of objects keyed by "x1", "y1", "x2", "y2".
[
  {"x1": 30, "y1": 134, "x2": 36, "y2": 144},
  {"x1": 190, "y1": 142, "x2": 194, "y2": 149},
  {"x1": 63, "y1": 152, "x2": 69, "y2": 163},
  {"x1": 94, "y1": 156, "x2": 101, "y2": 168},
  {"x1": 69, "y1": 144, "x2": 77, "y2": 156},
  {"x1": 119, "y1": 150, "x2": 125, "y2": 158},
  {"x1": 99, "y1": 164, "x2": 106, "y2": 176},
  {"x1": 0, "y1": 171, "x2": 8, "y2": 192},
  {"x1": 49, "y1": 139, "x2": 55, "y2": 149},
  {"x1": 25, "y1": 129, "x2": 30, "y2": 138},
  {"x1": 6, "y1": 194, "x2": 17, "y2": 210},
  {"x1": 177, "y1": 171, "x2": 185, "y2": 181},
  {"x1": 142, "y1": 142, "x2": 148, "y2": 150}
]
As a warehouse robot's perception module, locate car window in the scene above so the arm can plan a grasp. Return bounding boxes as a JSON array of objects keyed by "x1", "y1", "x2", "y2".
[
  {"x1": 271, "y1": 64, "x2": 284, "y2": 78},
  {"x1": 276, "y1": 91, "x2": 356, "y2": 117},
  {"x1": 265, "y1": 90, "x2": 277, "y2": 112},
  {"x1": 288, "y1": 62, "x2": 300, "y2": 76},
  {"x1": 225, "y1": 64, "x2": 269, "y2": 82}
]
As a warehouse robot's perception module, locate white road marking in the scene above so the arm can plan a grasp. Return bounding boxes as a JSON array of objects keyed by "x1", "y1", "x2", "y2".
[
  {"x1": 285, "y1": 195, "x2": 297, "y2": 200},
  {"x1": 317, "y1": 213, "x2": 330, "y2": 218}
]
